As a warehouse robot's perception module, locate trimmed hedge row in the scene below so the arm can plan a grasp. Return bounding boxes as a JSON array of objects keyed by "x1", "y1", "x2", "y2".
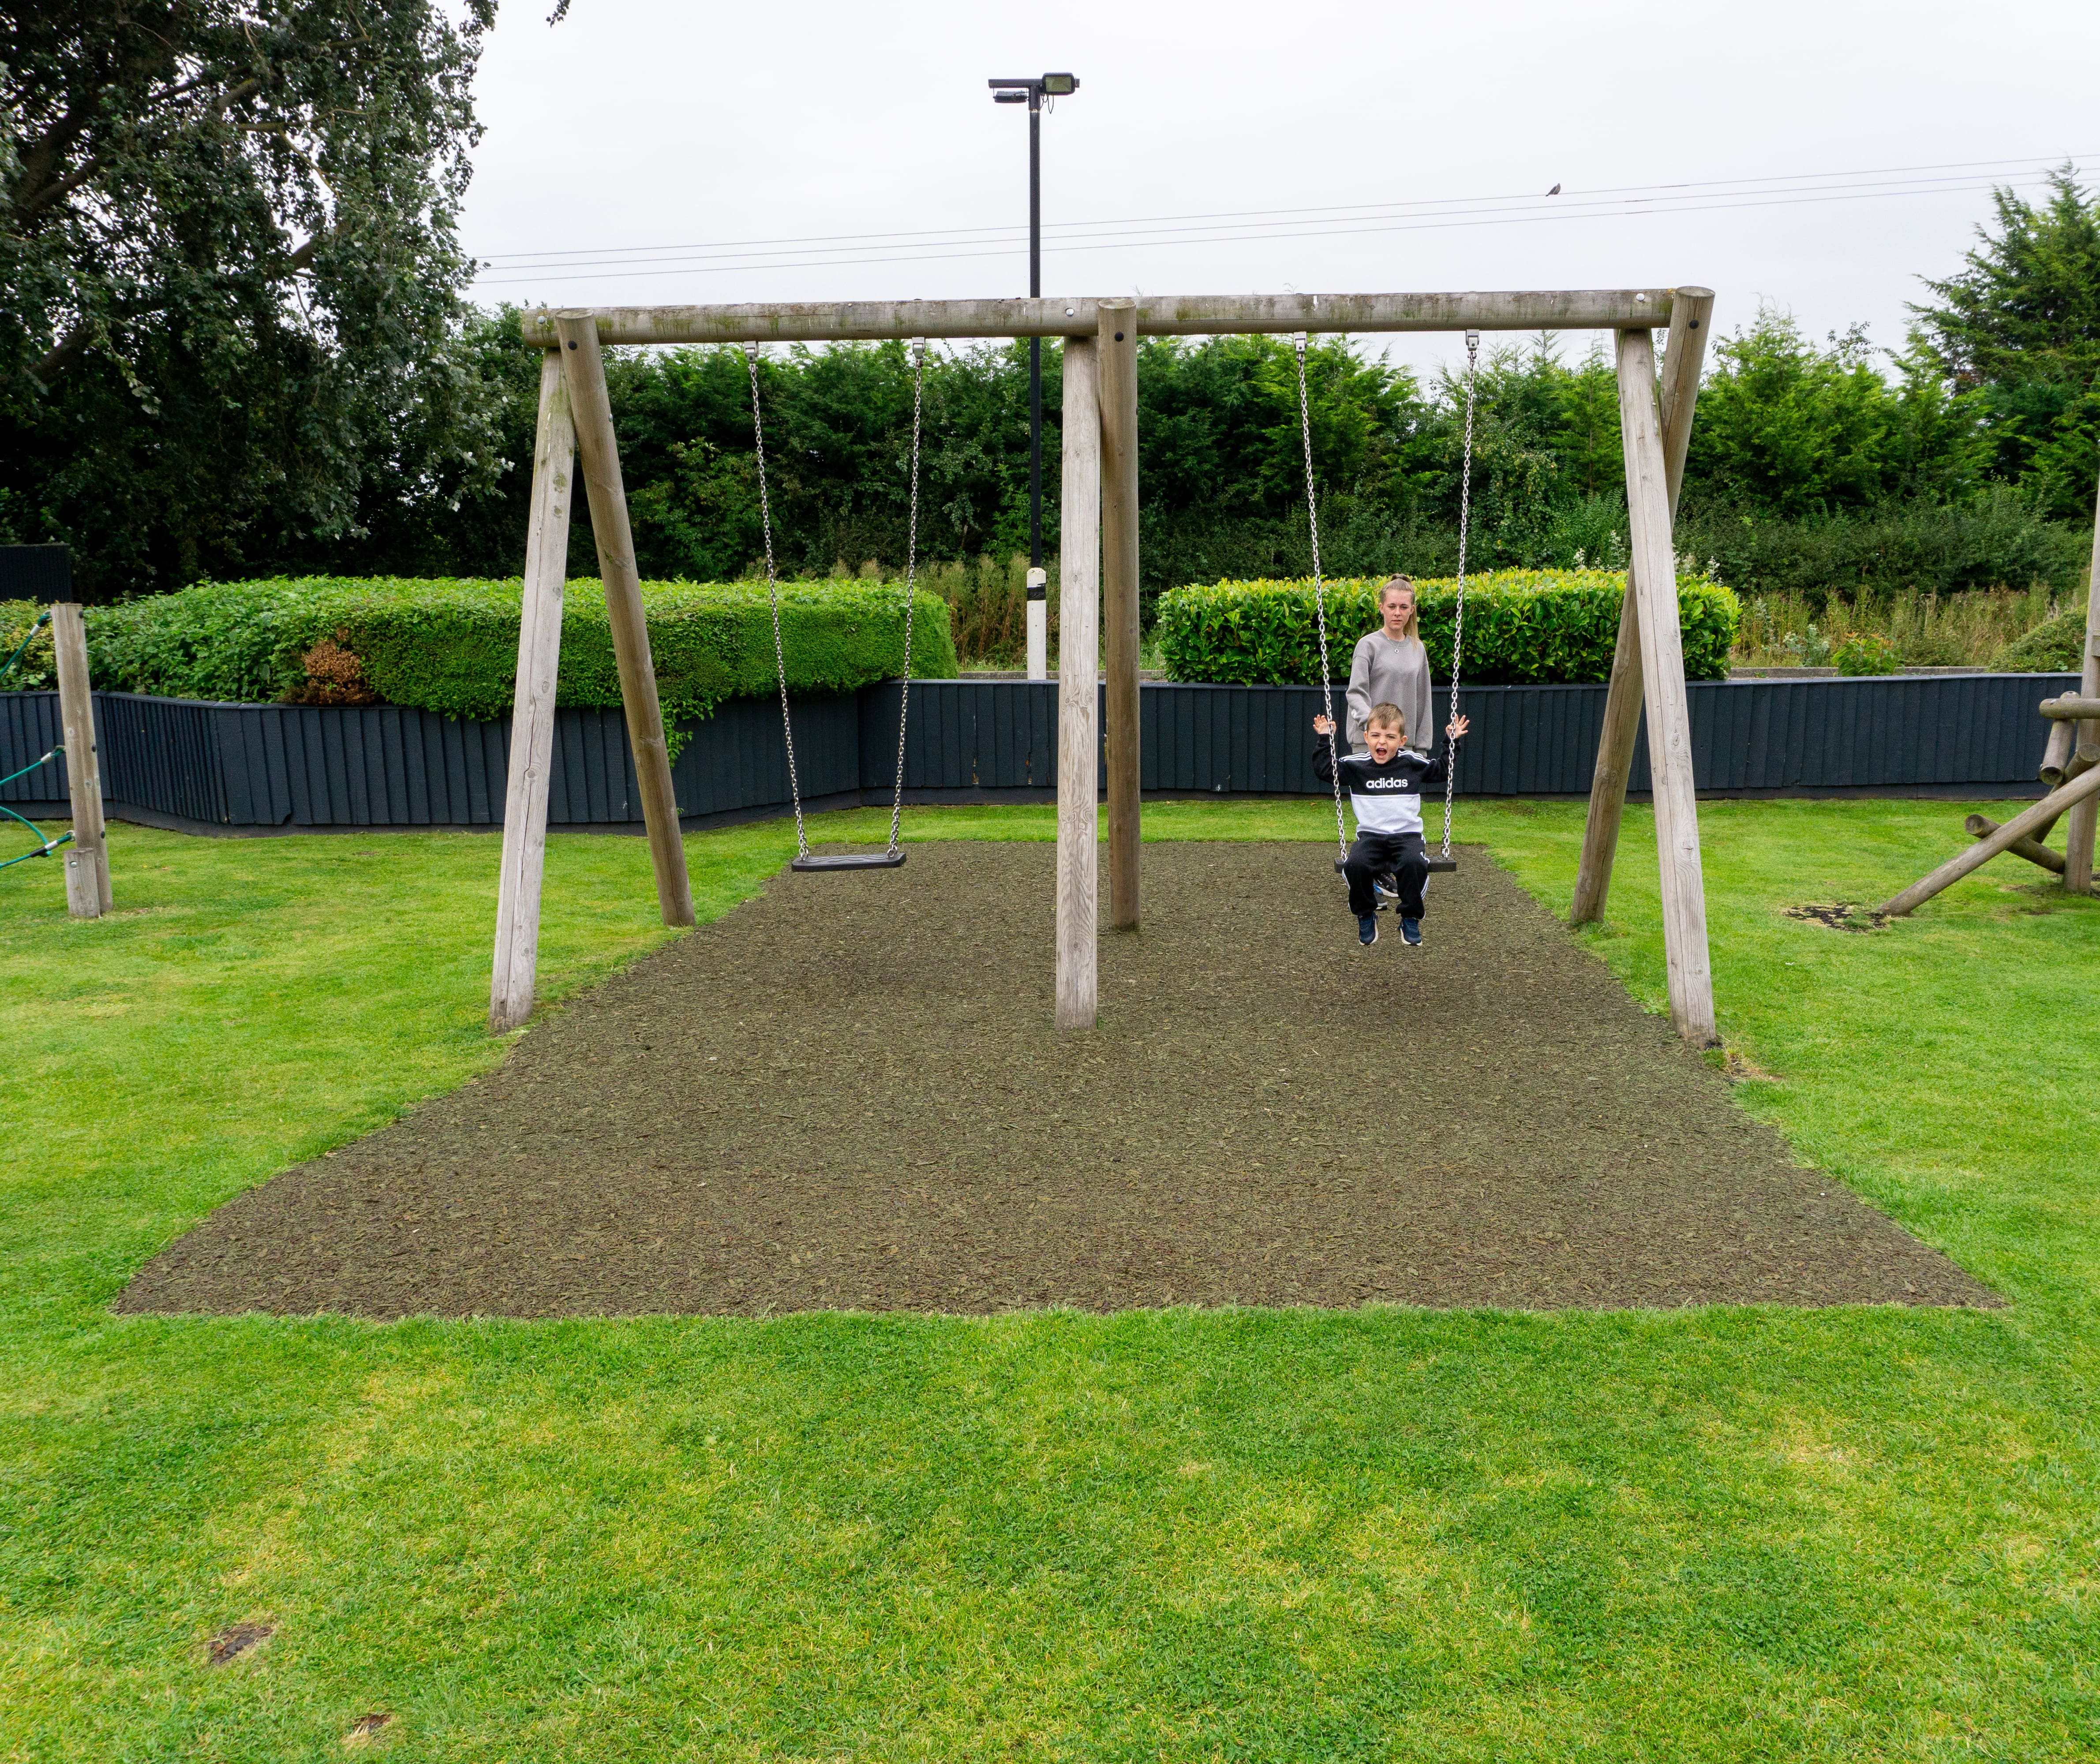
[
  {"x1": 1156, "y1": 569, "x2": 1740, "y2": 685},
  {"x1": 82, "y1": 577, "x2": 958, "y2": 723}
]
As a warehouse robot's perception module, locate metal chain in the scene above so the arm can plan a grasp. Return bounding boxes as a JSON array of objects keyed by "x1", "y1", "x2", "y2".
[
  {"x1": 1295, "y1": 334, "x2": 1349, "y2": 863},
  {"x1": 886, "y1": 340, "x2": 926, "y2": 857},
  {"x1": 746, "y1": 344, "x2": 808, "y2": 859},
  {"x1": 1443, "y1": 330, "x2": 1479, "y2": 862}
]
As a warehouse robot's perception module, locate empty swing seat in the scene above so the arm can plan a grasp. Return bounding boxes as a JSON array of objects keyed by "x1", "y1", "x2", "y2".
[{"x1": 791, "y1": 851, "x2": 908, "y2": 872}]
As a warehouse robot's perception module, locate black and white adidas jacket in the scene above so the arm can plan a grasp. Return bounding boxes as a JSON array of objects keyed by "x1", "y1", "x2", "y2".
[{"x1": 1313, "y1": 735, "x2": 1458, "y2": 837}]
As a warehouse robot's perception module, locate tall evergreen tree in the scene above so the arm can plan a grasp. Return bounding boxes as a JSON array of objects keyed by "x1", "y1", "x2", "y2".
[{"x1": 1909, "y1": 165, "x2": 2100, "y2": 516}]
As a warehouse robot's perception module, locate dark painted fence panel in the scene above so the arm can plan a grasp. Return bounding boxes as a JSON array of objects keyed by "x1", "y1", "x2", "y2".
[{"x1": 0, "y1": 672, "x2": 2081, "y2": 835}]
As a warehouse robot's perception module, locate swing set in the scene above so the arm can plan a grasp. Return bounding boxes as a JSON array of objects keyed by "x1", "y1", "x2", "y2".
[{"x1": 488, "y1": 289, "x2": 1722, "y2": 1047}]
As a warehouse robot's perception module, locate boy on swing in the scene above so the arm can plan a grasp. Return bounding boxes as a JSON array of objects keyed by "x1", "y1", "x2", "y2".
[{"x1": 1313, "y1": 701, "x2": 1468, "y2": 948}]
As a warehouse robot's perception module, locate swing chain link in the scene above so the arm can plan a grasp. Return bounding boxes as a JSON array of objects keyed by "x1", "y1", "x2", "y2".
[
  {"x1": 1443, "y1": 329, "x2": 1479, "y2": 863},
  {"x1": 886, "y1": 339, "x2": 927, "y2": 858},
  {"x1": 746, "y1": 343, "x2": 809, "y2": 859},
  {"x1": 1295, "y1": 333, "x2": 1349, "y2": 863}
]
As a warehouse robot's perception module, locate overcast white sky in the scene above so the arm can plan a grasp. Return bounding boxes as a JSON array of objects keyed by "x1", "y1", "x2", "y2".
[{"x1": 460, "y1": 0, "x2": 2098, "y2": 382}]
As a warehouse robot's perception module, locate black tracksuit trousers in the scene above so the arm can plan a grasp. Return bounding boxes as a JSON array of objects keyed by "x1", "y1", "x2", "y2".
[{"x1": 1344, "y1": 830, "x2": 1428, "y2": 919}]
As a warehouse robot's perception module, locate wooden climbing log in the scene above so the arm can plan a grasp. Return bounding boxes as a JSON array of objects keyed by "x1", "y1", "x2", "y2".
[
  {"x1": 2040, "y1": 716, "x2": 2075, "y2": 785},
  {"x1": 1964, "y1": 812, "x2": 2066, "y2": 875},
  {"x1": 1882, "y1": 760, "x2": 2100, "y2": 915},
  {"x1": 2038, "y1": 695, "x2": 2100, "y2": 721}
]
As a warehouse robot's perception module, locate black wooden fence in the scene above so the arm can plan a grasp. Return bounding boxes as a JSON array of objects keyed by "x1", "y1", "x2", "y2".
[{"x1": 0, "y1": 674, "x2": 2079, "y2": 835}]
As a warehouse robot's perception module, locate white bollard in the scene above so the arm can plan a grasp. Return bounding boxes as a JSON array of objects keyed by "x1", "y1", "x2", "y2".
[{"x1": 1026, "y1": 567, "x2": 1048, "y2": 680}]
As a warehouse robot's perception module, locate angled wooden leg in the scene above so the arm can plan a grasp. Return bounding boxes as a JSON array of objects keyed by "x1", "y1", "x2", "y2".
[
  {"x1": 556, "y1": 314, "x2": 695, "y2": 929},
  {"x1": 1099, "y1": 301, "x2": 1141, "y2": 932},
  {"x1": 1057, "y1": 336, "x2": 1101, "y2": 1029},
  {"x1": 490, "y1": 351, "x2": 577, "y2": 1033},
  {"x1": 1571, "y1": 288, "x2": 1714, "y2": 925},
  {"x1": 1618, "y1": 327, "x2": 1717, "y2": 1046}
]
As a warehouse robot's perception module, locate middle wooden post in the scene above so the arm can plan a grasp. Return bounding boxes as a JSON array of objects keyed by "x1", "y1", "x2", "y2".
[
  {"x1": 1098, "y1": 300, "x2": 1142, "y2": 931},
  {"x1": 1057, "y1": 335, "x2": 1102, "y2": 1029}
]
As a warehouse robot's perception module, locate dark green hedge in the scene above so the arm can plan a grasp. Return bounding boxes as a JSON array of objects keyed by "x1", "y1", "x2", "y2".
[
  {"x1": 82, "y1": 576, "x2": 957, "y2": 722},
  {"x1": 1155, "y1": 569, "x2": 1739, "y2": 685},
  {"x1": 0, "y1": 602, "x2": 57, "y2": 691}
]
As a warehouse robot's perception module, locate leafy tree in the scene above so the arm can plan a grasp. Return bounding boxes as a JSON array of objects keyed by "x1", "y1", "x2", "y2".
[
  {"x1": 1683, "y1": 311, "x2": 1904, "y2": 514},
  {"x1": 1909, "y1": 165, "x2": 2100, "y2": 517},
  {"x1": 0, "y1": 0, "x2": 501, "y2": 598}
]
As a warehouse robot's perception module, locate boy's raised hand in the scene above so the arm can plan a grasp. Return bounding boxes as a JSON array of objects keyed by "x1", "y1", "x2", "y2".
[
  {"x1": 1447, "y1": 714, "x2": 1471, "y2": 740},
  {"x1": 1313, "y1": 714, "x2": 1334, "y2": 735}
]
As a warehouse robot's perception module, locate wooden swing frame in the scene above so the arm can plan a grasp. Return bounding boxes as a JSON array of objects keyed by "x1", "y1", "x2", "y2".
[{"x1": 488, "y1": 287, "x2": 1722, "y2": 1046}]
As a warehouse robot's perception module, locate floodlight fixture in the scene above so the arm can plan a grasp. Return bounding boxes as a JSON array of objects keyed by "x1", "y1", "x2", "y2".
[{"x1": 986, "y1": 71, "x2": 1081, "y2": 677}]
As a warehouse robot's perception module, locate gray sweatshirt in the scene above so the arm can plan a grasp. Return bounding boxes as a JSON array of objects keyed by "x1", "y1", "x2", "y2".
[{"x1": 1345, "y1": 631, "x2": 1433, "y2": 752}]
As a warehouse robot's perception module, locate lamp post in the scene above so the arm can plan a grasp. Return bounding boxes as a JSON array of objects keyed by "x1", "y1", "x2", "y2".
[{"x1": 990, "y1": 71, "x2": 1078, "y2": 680}]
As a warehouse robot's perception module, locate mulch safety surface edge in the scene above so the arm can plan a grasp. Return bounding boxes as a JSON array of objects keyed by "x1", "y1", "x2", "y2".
[{"x1": 119, "y1": 842, "x2": 1997, "y2": 1320}]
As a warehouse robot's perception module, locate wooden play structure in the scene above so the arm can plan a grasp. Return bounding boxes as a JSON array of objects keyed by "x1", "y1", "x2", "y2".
[
  {"x1": 1883, "y1": 497, "x2": 2100, "y2": 915},
  {"x1": 488, "y1": 289, "x2": 1725, "y2": 1045}
]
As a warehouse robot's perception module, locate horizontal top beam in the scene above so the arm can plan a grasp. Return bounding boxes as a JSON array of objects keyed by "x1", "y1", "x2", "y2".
[{"x1": 518, "y1": 288, "x2": 1703, "y2": 348}]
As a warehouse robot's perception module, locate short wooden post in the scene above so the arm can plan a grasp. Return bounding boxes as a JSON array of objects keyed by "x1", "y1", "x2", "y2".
[
  {"x1": 1098, "y1": 300, "x2": 1141, "y2": 932},
  {"x1": 554, "y1": 314, "x2": 695, "y2": 929},
  {"x1": 50, "y1": 602, "x2": 110, "y2": 918},
  {"x1": 1616, "y1": 328, "x2": 1717, "y2": 1045},
  {"x1": 1570, "y1": 289, "x2": 1713, "y2": 925},
  {"x1": 489, "y1": 351, "x2": 579, "y2": 1032},
  {"x1": 2061, "y1": 472, "x2": 2100, "y2": 894},
  {"x1": 1057, "y1": 335, "x2": 1101, "y2": 1030}
]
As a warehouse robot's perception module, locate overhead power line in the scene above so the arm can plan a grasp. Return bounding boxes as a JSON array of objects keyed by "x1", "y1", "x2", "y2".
[{"x1": 469, "y1": 152, "x2": 2094, "y2": 292}]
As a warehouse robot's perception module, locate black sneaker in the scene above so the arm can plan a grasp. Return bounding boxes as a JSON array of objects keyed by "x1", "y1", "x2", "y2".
[
  {"x1": 1400, "y1": 917, "x2": 1423, "y2": 947},
  {"x1": 1357, "y1": 914, "x2": 1379, "y2": 946}
]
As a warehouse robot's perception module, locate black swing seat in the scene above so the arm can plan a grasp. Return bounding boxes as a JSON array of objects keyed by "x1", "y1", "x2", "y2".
[
  {"x1": 791, "y1": 851, "x2": 907, "y2": 872},
  {"x1": 1333, "y1": 855, "x2": 1460, "y2": 876}
]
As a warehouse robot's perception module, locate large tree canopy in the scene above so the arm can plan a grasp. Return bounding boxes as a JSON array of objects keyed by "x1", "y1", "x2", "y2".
[
  {"x1": 1910, "y1": 165, "x2": 2100, "y2": 517},
  {"x1": 0, "y1": 0, "x2": 501, "y2": 595}
]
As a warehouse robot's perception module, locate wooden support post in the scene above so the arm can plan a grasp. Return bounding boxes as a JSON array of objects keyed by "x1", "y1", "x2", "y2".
[
  {"x1": 2062, "y1": 480, "x2": 2100, "y2": 894},
  {"x1": 1570, "y1": 288, "x2": 1713, "y2": 924},
  {"x1": 50, "y1": 602, "x2": 110, "y2": 919},
  {"x1": 1616, "y1": 328, "x2": 1717, "y2": 1045},
  {"x1": 1884, "y1": 760, "x2": 2100, "y2": 916},
  {"x1": 554, "y1": 314, "x2": 695, "y2": 929},
  {"x1": 1099, "y1": 300, "x2": 1141, "y2": 932},
  {"x1": 1057, "y1": 335, "x2": 1101, "y2": 1030},
  {"x1": 489, "y1": 351, "x2": 579, "y2": 1032}
]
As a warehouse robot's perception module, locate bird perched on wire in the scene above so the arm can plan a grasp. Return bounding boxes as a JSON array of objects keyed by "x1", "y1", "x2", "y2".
[{"x1": 1546, "y1": 183, "x2": 1561, "y2": 196}]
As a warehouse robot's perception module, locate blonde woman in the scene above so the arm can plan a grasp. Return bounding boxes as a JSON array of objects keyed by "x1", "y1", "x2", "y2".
[{"x1": 1344, "y1": 576, "x2": 1433, "y2": 754}]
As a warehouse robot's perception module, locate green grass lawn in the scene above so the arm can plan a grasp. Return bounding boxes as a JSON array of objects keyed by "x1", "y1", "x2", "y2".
[{"x1": 2, "y1": 797, "x2": 2096, "y2": 1761}]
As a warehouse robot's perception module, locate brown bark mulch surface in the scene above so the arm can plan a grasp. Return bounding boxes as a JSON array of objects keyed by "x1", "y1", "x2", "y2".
[{"x1": 119, "y1": 842, "x2": 1995, "y2": 1319}]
